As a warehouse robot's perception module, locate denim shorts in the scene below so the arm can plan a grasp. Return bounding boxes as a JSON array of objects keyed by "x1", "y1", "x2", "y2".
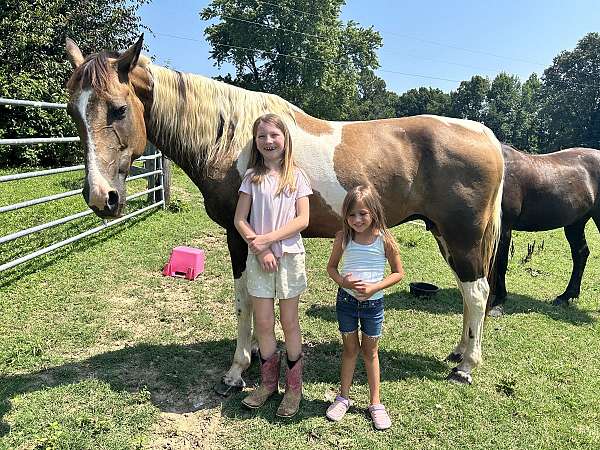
[{"x1": 336, "y1": 288, "x2": 384, "y2": 338}]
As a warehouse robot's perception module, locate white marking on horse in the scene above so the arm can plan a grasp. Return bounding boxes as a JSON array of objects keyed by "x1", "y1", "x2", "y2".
[
  {"x1": 292, "y1": 122, "x2": 348, "y2": 214},
  {"x1": 455, "y1": 277, "x2": 489, "y2": 372},
  {"x1": 235, "y1": 120, "x2": 349, "y2": 215},
  {"x1": 77, "y1": 89, "x2": 112, "y2": 207}
]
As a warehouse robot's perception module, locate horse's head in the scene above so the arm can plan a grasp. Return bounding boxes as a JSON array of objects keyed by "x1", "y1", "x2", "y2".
[{"x1": 65, "y1": 35, "x2": 148, "y2": 218}]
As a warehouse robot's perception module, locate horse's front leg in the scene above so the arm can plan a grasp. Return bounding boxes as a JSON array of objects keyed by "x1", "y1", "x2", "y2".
[{"x1": 216, "y1": 229, "x2": 254, "y2": 395}]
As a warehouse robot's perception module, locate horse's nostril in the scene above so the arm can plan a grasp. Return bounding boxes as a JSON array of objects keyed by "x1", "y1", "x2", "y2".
[{"x1": 107, "y1": 190, "x2": 119, "y2": 211}]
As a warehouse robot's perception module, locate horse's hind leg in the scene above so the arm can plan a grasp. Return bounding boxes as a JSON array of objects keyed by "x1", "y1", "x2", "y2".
[
  {"x1": 217, "y1": 229, "x2": 253, "y2": 395},
  {"x1": 489, "y1": 226, "x2": 512, "y2": 317},
  {"x1": 445, "y1": 247, "x2": 489, "y2": 385},
  {"x1": 554, "y1": 219, "x2": 590, "y2": 306}
]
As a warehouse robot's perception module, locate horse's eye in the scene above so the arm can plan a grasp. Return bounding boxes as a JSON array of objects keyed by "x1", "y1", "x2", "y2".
[{"x1": 110, "y1": 105, "x2": 127, "y2": 120}]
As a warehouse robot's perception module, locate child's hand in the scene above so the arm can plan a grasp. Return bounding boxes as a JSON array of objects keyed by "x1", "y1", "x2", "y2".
[
  {"x1": 258, "y1": 250, "x2": 278, "y2": 273},
  {"x1": 354, "y1": 282, "x2": 377, "y2": 301},
  {"x1": 249, "y1": 234, "x2": 272, "y2": 254},
  {"x1": 341, "y1": 273, "x2": 363, "y2": 291}
]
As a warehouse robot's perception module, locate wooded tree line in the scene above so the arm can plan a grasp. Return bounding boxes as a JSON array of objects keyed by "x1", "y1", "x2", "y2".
[{"x1": 1, "y1": 0, "x2": 598, "y2": 168}]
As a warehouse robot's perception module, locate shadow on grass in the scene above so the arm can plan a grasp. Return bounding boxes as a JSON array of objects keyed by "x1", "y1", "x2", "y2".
[
  {"x1": 306, "y1": 288, "x2": 595, "y2": 325},
  {"x1": 0, "y1": 339, "x2": 447, "y2": 434}
]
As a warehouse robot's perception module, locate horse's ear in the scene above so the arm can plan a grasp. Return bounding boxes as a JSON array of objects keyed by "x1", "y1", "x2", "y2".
[
  {"x1": 65, "y1": 37, "x2": 84, "y2": 68},
  {"x1": 117, "y1": 34, "x2": 144, "y2": 76}
]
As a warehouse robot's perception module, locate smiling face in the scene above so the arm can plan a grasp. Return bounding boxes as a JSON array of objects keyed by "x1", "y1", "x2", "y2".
[
  {"x1": 346, "y1": 200, "x2": 373, "y2": 234},
  {"x1": 65, "y1": 36, "x2": 147, "y2": 218},
  {"x1": 254, "y1": 120, "x2": 286, "y2": 167}
]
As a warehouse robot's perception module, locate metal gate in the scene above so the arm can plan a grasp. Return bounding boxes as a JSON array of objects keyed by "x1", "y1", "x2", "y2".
[{"x1": 0, "y1": 98, "x2": 169, "y2": 272}]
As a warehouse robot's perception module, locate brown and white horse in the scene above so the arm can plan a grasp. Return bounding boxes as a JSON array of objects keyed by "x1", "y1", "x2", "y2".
[{"x1": 65, "y1": 35, "x2": 504, "y2": 387}]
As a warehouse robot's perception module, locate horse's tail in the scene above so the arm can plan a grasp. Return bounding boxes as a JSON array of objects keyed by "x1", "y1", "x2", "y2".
[{"x1": 481, "y1": 146, "x2": 505, "y2": 280}]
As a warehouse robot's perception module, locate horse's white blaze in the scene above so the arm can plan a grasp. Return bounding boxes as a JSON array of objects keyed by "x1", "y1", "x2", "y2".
[
  {"x1": 292, "y1": 122, "x2": 348, "y2": 214},
  {"x1": 77, "y1": 89, "x2": 112, "y2": 207},
  {"x1": 456, "y1": 277, "x2": 489, "y2": 370}
]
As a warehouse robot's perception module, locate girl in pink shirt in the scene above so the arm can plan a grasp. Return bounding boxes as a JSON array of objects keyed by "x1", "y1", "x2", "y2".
[{"x1": 234, "y1": 113, "x2": 312, "y2": 418}]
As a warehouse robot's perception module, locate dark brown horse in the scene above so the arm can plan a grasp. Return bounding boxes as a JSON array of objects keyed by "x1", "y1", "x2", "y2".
[
  {"x1": 489, "y1": 143, "x2": 600, "y2": 317},
  {"x1": 65, "y1": 35, "x2": 504, "y2": 388}
]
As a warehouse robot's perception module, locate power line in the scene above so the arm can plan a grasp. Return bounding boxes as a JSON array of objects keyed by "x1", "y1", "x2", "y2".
[{"x1": 251, "y1": 0, "x2": 547, "y2": 67}]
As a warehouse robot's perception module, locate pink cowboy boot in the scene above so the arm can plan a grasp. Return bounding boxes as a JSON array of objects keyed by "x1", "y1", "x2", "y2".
[
  {"x1": 242, "y1": 351, "x2": 280, "y2": 409},
  {"x1": 276, "y1": 354, "x2": 303, "y2": 418}
]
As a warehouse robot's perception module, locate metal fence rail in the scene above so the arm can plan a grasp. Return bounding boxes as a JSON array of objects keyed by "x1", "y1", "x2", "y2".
[{"x1": 0, "y1": 97, "x2": 169, "y2": 272}]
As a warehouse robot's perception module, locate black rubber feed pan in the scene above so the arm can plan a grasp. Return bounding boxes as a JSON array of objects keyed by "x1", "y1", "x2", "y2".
[{"x1": 409, "y1": 282, "x2": 439, "y2": 296}]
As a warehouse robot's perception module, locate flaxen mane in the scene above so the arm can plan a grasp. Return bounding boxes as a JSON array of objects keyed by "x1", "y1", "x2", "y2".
[{"x1": 147, "y1": 59, "x2": 297, "y2": 168}]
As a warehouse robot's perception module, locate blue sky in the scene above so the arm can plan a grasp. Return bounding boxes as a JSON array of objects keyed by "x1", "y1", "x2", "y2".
[{"x1": 139, "y1": 0, "x2": 599, "y2": 94}]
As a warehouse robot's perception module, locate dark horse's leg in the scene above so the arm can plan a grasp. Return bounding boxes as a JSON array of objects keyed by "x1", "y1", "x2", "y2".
[
  {"x1": 553, "y1": 219, "x2": 590, "y2": 306},
  {"x1": 489, "y1": 226, "x2": 512, "y2": 317},
  {"x1": 216, "y1": 228, "x2": 254, "y2": 395}
]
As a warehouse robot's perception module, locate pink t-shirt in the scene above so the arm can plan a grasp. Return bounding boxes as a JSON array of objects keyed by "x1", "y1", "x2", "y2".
[{"x1": 239, "y1": 167, "x2": 312, "y2": 257}]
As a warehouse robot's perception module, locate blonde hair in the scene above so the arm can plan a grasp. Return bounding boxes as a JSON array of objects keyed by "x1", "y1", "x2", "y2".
[
  {"x1": 247, "y1": 113, "x2": 297, "y2": 195},
  {"x1": 341, "y1": 185, "x2": 399, "y2": 254},
  {"x1": 147, "y1": 62, "x2": 296, "y2": 170}
]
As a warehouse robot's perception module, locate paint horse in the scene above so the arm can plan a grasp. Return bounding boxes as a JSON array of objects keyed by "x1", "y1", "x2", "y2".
[
  {"x1": 489, "y1": 143, "x2": 600, "y2": 317},
  {"x1": 65, "y1": 35, "x2": 504, "y2": 387}
]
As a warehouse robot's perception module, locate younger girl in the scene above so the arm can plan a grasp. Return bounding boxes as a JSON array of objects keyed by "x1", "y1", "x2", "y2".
[
  {"x1": 326, "y1": 185, "x2": 404, "y2": 430},
  {"x1": 234, "y1": 113, "x2": 312, "y2": 418}
]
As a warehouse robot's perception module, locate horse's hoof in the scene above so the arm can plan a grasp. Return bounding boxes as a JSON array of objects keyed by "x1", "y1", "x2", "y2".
[
  {"x1": 446, "y1": 367, "x2": 472, "y2": 385},
  {"x1": 214, "y1": 381, "x2": 243, "y2": 396},
  {"x1": 445, "y1": 352, "x2": 463, "y2": 363},
  {"x1": 488, "y1": 305, "x2": 504, "y2": 318},
  {"x1": 552, "y1": 297, "x2": 570, "y2": 307},
  {"x1": 215, "y1": 376, "x2": 245, "y2": 396}
]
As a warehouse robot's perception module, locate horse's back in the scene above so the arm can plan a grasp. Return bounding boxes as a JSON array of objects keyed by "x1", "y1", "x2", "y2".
[{"x1": 503, "y1": 145, "x2": 600, "y2": 230}]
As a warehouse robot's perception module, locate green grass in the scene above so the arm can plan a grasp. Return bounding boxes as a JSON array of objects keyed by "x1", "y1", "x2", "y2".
[{"x1": 0, "y1": 165, "x2": 599, "y2": 449}]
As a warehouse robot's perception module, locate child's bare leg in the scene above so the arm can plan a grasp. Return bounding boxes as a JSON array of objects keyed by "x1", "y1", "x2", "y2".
[
  {"x1": 251, "y1": 296, "x2": 277, "y2": 358},
  {"x1": 361, "y1": 334, "x2": 381, "y2": 405},
  {"x1": 340, "y1": 331, "x2": 360, "y2": 398},
  {"x1": 279, "y1": 296, "x2": 301, "y2": 360}
]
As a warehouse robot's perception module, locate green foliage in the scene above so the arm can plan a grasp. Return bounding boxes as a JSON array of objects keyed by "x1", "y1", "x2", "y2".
[
  {"x1": 0, "y1": 0, "x2": 149, "y2": 168},
  {"x1": 540, "y1": 32, "x2": 600, "y2": 151},
  {"x1": 450, "y1": 75, "x2": 491, "y2": 122},
  {"x1": 395, "y1": 87, "x2": 451, "y2": 117},
  {"x1": 201, "y1": 0, "x2": 384, "y2": 120}
]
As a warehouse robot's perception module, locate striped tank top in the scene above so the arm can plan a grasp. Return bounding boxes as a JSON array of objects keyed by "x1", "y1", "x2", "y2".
[{"x1": 340, "y1": 234, "x2": 386, "y2": 300}]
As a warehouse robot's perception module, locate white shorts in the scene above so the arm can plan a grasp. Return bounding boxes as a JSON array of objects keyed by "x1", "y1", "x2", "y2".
[{"x1": 246, "y1": 252, "x2": 307, "y2": 300}]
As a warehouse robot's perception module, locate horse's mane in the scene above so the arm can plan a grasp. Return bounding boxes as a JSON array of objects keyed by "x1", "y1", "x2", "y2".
[
  {"x1": 66, "y1": 51, "x2": 121, "y2": 94},
  {"x1": 147, "y1": 62, "x2": 298, "y2": 168}
]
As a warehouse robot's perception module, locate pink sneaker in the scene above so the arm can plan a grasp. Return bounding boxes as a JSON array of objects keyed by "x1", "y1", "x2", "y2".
[
  {"x1": 368, "y1": 403, "x2": 391, "y2": 430},
  {"x1": 326, "y1": 395, "x2": 351, "y2": 422}
]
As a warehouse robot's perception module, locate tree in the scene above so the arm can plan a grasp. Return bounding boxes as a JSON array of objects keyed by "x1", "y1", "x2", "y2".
[
  {"x1": 515, "y1": 73, "x2": 543, "y2": 152},
  {"x1": 201, "y1": 0, "x2": 383, "y2": 120},
  {"x1": 395, "y1": 87, "x2": 451, "y2": 118},
  {"x1": 540, "y1": 32, "x2": 600, "y2": 151},
  {"x1": 450, "y1": 75, "x2": 490, "y2": 122},
  {"x1": 485, "y1": 72, "x2": 521, "y2": 144},
  {"x1": 0, "y1": 0, "x2": 149, "y2": 168},
  {"x1": 349, "y1": 70, "x2": 398, "y2": 120}
]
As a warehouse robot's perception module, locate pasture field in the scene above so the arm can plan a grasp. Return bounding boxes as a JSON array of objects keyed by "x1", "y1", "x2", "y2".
[{"x1": 1, "y1": 166, "x2": 599, "y2": 449}]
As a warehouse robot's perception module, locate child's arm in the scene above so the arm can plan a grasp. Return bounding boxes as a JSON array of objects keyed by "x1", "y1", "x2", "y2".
[
  {"x1": 249, "y1": 196, "x2": 310, "y2": 254},
  {"x1": 354, "y1": 241, "x2": 405, "y2": 300},
  {"x1": 326, "y1": 232, "x2": 365, "y2": 291},
  {"x1": 234, "y1": 192, "x2": 278, "y2": 272},
  {"x1": 233, "y1": 192, "x2": 257, "y2": 243}
]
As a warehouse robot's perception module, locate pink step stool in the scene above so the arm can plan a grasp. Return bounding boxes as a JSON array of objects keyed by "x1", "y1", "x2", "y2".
[{"x1": 162, "y1": 246, "x2": 205, "y2": 280}]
